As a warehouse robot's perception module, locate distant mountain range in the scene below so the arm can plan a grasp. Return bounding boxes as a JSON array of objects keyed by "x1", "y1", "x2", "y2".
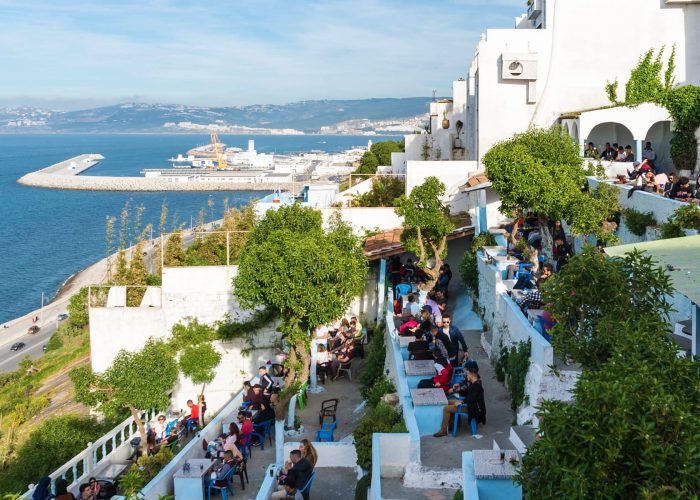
[{"x1": 0, "y1": 98, "x2": 432, "y2": 134}]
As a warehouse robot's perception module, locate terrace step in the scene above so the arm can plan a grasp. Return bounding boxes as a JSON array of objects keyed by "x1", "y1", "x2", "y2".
[
  {"x1": 403, "y1": 463, "x2": 463, "y2": 490},
  {"x1": 380, "y1": 477, "x2": 458, "y2": 500},
  {"x1": 509, "y1": 425, "x2": 538, "y2": 454}
]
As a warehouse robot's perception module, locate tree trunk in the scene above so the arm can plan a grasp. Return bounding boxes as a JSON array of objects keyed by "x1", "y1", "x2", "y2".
[
  {"x1": 129, "y1": 406, "x2": 149, "y2": 458},
  {"x1": 538, "y1": 215, "x2": 553, "y2": 261},
  {"x1": 275, "y1": 347, "x2": 298, "y2": 421},
  {"x1": 199, "y1": 384, "x2": 206, "y2": 426}
]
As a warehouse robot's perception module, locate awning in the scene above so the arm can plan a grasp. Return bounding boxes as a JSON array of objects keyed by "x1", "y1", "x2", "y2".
[
  {"x1": 460, "y1": 173, "x2": 491, "y2": 193},
  {"x1": 604, "y1": 235, "x2": 700, "y2": 306}
]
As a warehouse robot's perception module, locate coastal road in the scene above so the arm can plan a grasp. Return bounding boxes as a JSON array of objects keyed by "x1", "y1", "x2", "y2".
[{"x1": 0, "y1": 299, "x2": 69, "y2": 372}]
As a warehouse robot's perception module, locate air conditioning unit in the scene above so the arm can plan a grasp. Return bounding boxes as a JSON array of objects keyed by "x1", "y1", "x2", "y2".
[
  {"x1": 501, "y1": 53, "x2": 538, "y2": 81},
  {"x1": 527, "y1": 0, "x2": 543, "y2": 19}
]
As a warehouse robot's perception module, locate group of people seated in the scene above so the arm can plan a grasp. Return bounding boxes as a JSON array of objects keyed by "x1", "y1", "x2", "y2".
[
  {"x1": 587, "y1": 141, "x2": 653, "y2": 163},
  {"x1": 314, "y1": 316, "x2": 364, "y2": 383},
  {"x1": 270, "y1": 439, "x2": 317, "y2": 499},
  {"x1": 626, "y1": 164, "x2": 700, "y2": 202}
]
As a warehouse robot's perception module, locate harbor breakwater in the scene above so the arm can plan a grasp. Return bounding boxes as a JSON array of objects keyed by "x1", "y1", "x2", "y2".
[{"x1": 17, "y1": 154, "x2": 293, "y2": 191}]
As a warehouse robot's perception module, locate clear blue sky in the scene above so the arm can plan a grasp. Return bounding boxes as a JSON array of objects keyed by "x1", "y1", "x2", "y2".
[{"x1": 0, "y1": 0, "x2": 524, "y2": 109}]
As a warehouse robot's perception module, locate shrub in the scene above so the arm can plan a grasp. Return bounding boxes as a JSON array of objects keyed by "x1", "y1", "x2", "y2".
[
  {"x1": 364, "y1": 377, "x2": 395, "y2": 409},
  {"x1": 494, "y1": 341, "x2": 531, "y2": 411},
  {"x1": 0, "y1": 415, "x2": 114, "y2": 493},
  {"x1": 359, "y1": 326, "x2": 386, "y2": 400},
  {"x1": 660, "y1": 220, "x2": 685, "y2": 239},
  {"x1": 622, "y1": 208, "x2": 657, "y2": 237},
  {"x1": 66, "y1": 287, "x2": 89, "y2": 329},
  {"x1": 673, "y1": 204, "x2": 700, "y2": 231},
  {"x1": 459, "y1": 232, "x2": 497, "y2": 297}
]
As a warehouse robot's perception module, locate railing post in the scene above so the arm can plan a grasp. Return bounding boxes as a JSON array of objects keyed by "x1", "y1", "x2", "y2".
[
  {"x1": 86, "y1": 442, "x2": 95, "y2": 477},
  {"x1": 377, "y1": 258, "x2": 386, "y2": 324}
]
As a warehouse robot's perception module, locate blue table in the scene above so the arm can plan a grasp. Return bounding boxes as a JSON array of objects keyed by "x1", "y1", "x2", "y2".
[{"x1": 410, "y1": 388, "x2": 447, "y2": 435}]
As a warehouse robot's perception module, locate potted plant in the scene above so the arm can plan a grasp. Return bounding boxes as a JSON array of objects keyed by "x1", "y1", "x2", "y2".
[
  {"x1": 673, "y1": 203, "x2": 700, "y2": 235},
  {"x1": 442, "y1": 110, "x2": 450, "y2": 129},
  {"x1": 455, "y1": 120, "x2": 464, "y2": 148}
]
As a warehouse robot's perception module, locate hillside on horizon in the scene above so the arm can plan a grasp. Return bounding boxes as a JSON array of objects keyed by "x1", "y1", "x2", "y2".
[{"x1": 0, "y1": 97, "x2": 433, "y2": 134}]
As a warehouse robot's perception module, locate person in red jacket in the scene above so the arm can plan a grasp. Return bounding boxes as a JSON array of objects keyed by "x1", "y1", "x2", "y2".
[{"x1": 417, "y1": 351, "x2": 452, "y2": 390}]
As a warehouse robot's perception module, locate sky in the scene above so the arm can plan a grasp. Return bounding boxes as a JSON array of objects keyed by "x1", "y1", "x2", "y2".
[{"x1": 0, "y1": 0, "x2": 524, "y2": 109}]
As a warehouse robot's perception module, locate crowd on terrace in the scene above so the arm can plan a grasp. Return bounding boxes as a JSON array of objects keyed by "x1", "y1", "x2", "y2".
[{"x1": 585, "y1": 140, "x2": 700, "y2": 202}]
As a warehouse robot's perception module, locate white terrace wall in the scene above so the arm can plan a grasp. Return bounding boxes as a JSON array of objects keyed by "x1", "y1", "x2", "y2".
[
  {"x1": 477, "y1": 251, "x2": 579, "y2": 426},
  {"x1": 405, "y1": 160, "x2": 477, "y2": 201},
  {"x1": 320, "y1": 207, "x2": 404, "y2": 235}
]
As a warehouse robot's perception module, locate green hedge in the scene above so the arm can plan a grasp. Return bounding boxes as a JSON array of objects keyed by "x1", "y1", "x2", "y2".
[{"x1": 353, "y1": 402, "x2": 407, "y2": 470}]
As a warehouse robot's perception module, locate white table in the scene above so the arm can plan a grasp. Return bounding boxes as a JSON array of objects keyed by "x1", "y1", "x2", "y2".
[
  {"x1": 97, "y1": 462, "x2": 129, "y2": 481},
  {"x1": 404, "y1": 359, "x2": 436, "y2": 376},
  {"x1": 398, "y1": 335, "x2": 417, "y2": 348},
  {"x1": 173, "y1": 458, "x2": 213, "y2": 500}
]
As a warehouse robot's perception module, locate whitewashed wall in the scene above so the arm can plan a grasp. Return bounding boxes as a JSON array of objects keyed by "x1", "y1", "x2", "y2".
[
  {"x1": 405, "y1": 160, "x2": 477, "y2": 199},
  {"x1": 320, "y1": 207, "x2": 404, "y2": 235}
]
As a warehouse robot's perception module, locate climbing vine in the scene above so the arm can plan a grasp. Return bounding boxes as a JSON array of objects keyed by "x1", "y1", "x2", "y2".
[
  {"x1": 494, "y1": 340, "x2": 531, "y2": 411},
  {"x1": 606, "y1": 46, "x2": 700, "y2": 171}
]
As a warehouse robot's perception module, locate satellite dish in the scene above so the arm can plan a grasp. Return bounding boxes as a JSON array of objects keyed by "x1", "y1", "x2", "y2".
[{"x1": 508, "y1": 61, "x2": 524, "y2": 76}]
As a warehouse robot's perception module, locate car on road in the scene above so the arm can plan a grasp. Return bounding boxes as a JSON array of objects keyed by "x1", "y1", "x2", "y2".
[
  {"x1": 27, "y1": 325, "x2": 40, "y2": 334},
  {"x1": 57, "y1": 313, "x2": 68, "y2": 321},
  {"x1": 10, "y1": 342, "x2": 25, "y2": 351}
]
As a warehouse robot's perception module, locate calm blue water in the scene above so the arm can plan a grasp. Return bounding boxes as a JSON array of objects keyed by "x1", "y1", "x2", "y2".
[{"x1": 0, "y1": 134, "x2": 399, "y2": 323}]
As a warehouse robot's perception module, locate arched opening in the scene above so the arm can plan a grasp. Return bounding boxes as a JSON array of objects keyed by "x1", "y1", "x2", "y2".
[
  {"x1": 644, "y1": 121, "x2": 673, "y2": 173},
  {"x1": 586, "y1": 122, "x2": 634, "y2": 152},
  {"x1": 571, "y1": 122, "x2": 579, "y2": 144}
]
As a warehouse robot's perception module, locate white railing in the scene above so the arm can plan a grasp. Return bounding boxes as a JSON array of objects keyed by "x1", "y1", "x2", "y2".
[{"x1": 22, "y1": 410, "x2": 158, "y2": 498}]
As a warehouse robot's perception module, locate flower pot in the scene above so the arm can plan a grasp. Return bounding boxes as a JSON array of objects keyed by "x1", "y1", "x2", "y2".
[{"x1": 442, "y1": 118, "x2": 450, "y2": 129}]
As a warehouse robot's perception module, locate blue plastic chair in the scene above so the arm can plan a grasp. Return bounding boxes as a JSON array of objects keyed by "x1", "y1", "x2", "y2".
[
  {"x1": 451, "y1": 404, "x2": 470, "y2": 437},
  {"x1": 207, "y1": 463, "x2": 236, "y2": 500},
  {"x1": 316, "y1": 420, "x2": 337, "y2": 442},
  {"x1": 240, "y1": 401, "x2": 252, "y2": 410},
  {"x1": 537, "y1": 316, "x2": 555, "y2": 342},
  {"x1": 252, "y1": 419, "x2": 274, "y2": 449},
  {"x1": 514, "y1": 262, "x2": 533, "y2": 280},
  {"x1": 239, "y1": 440, "x2": 253, "y2": 460},
  {"x1": 298, "y1": 470, "x2": 316, "y2": 500}
]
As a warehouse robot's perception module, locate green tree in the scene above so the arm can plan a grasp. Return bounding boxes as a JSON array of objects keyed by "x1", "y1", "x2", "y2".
[
  {"x1": 353, "y1": 176, "x2": 405, "y2": 207},
  {"x1": 484, "y1": 127, "x2": 618, "y2": 252},
  {"x1": 541, "y1": 247, "x2": 673, "y2": 369},
  {"x1": 70, "y1": 338, "x2": 179, "y2": 455},
  {"x1": 394, "y1": 177, "x2": 453, "y2": 290},
  {"x1": 370, "y1": 140, "x2": 403, "y2": 166},
  {"x1": 518, "y1": 325, "x2": 700, "y2": 498},
  {"x1": 163, "y1": 231, "x2": 186, "y2": 267},
  {"x1": 356, "y1": 151, "x2": 379, "y2": 176},
  {"x1": 67, "y1": 287, "x2": 89, "y2": 329},
  {"x1": 0, "y1": 415, "x2": 115, "y2": 493},
  {"x1": 459, "y1": 232, "x2": 498, "y2": 297},
  {"x1": 234, "y1": 206, "x2": 367, "y2": 412}
]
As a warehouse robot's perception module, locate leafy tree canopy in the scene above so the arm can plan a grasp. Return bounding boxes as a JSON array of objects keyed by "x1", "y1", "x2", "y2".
[
  {"x1": 234, "y1": 206, "x2": 367, "y2": 398},
  {"x1": 370, "y1": 140, "x2": 403, "y2": 166},
  {"x1": 394, "y1": 177, "x2": 453, "y2": 288},
  {"x1": 518, "y1": 325, "x2": 700, "y2": 498},
  {"x1": 178, "y1": 343, "x2": 221, "y2": 387},
  {"x1": 541, "y1": 247, "x2": 673, "y2": 369},
  {"x1": 353, "y1": 175, "x2": 405, "y2": 207},
  {"x1": 67, "y1": 287, "x2": 89, "y2": 329},
  {"x1": 484, "y1": 127, "x2": 619, "y2": 241}
]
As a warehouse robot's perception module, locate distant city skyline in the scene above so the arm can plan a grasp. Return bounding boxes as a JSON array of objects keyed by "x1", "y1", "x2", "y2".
[{"x1": 0, "y1": 0, "x2": 524, "y2": 110}]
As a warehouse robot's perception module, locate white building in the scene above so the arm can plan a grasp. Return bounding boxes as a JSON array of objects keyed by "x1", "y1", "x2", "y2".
[{"x1": 465, "y1": 0, "x2": 700, "y2": 168}]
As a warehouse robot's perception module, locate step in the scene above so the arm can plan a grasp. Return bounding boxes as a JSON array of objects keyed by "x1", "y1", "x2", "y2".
[
  {"x1": 491, "y1": 432, "x2": 514, "y2": 451},
  {"x1": 509, "y1": 425, "x2": 538, "y2": 454},
  {"x1": 402, "y1": 463, "x2": 463, "y2": 490},
  {"x1": 380, "y1": 477, "x2": 457, "y2": 500}
]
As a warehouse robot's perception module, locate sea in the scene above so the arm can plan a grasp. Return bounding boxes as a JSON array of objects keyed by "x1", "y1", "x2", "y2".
[{"x1": 0, "y1": 133, "x2": 400, "y2": 323}]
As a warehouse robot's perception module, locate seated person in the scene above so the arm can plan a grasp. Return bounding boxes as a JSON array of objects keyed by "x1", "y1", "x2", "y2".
[
  {"x1": 399, "y1": 317, "x2": 420, "y2": 336},
  {"x1": 272, "y1": 449, "x2": 312, "y2": 500},
  {"x1": 432, "y1": 290, "x2": 448, "y2": 315},
  {"x1": 237, "y1": 411, "x2": 254, "y2": 446},
  {"x1": 225, "y1": 422, "x2": 240, "y2": 447},
  {"x1": 417, "y1": 350, "x2": 451, "y2": 389},
  {"x1": 151, "y1": 415, "x2": 168, "y2": 443},
  {"x1": 349, "y1": 316, "x2": 363, "y2": 339},
  {"x1": 433, "y1": 367, "x2": 485, "y2": 438},
  {"x1": 207, "y1": 450, "x2": 239, "y2": 487},
  {"x1": 281, "y1": 484, "x2": 304, "y2": 500},
  {"x1": 242, "y1": 380, "x2": 253, "y2": 404},
  {"x1": 395, "y1": 278, "x2": 413, "y2": 298},
  {"x1": 515, "y1": 288, "x2": 543, "y2": 312},
  {"x1": 662, "y1": 172, "x2": 676, "y2": 196},
  {"x1": 79, "y1": 477, "x2": 100, "y2": 500},
  {"x1": 635, "y1": 169, "x2": 658, "y2": 192},
  {"x1": 314, "y1": 324, "x2": 329, "y2": 343},
  {"x1": 153, "y1": 427, "x2": 179, "y2": 454},
  {"x1": 316, "y1": 344, "x2": 331, "y2": 384},
  {"x1": 248, "y1": 384, "x2": 267, "y2": 411},
  {"x1": 669, "y1": 176, "x2": 694, "y2": 201},
  {"x1": 402, "y1": 258, "x2": 417, "y2": 281},
  {"x1": 400, "y1": 293, "x2": 420, "y2": 321},
  {"x1": 185, "y1": 399, "x2": 199, "y2": 427},
  {"x1": 207, "y1": 436, "x2": 226, "y2": 460},
  {"x1": 330, "y1": 344, "x2": 354, "y2": 380},
  {"x1": 423, "y1": 300, "x2": 442, "y2": 324}
]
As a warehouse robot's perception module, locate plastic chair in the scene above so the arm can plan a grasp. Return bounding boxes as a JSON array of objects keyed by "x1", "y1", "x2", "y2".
[
  {"x1": 316, "y1": 420, "x2": 337, "y2": 442},
  {"x1": 297, "y1": 381, "x2": 309, "y2": 410},
  {"x1": 239, "y1": 441, "x2": 253, "y2": 460},
  {"x1": 537, "y1": 316, "x2": 555, "y2": 342},
  {"x1": 235, "y1": 458, "x2": 249, "y2": 490},
  {"x1": 514, "y1": 262, "x2": 533, "y2": 280},
  {"x1": 451, "y1": 404, "x2": 470, "y2": 437},
  {"x1": 298, "y1": 470, "x2": 316, "y2": 500},
  {"x1": 251, "y1": 419, "x2": 274, "y2": 449},
  {"x1": 207, "y1": 463, "x2": 236, "y2": 500},
  {"x1": 240, "y1": 401, "x2": 252, "y2": 410},
  {"x1": 318, "y1": 398, "x2": 339, "y2": 425},
  {"x1": 337, "y1": 360, "x2": 353, "y2": 380}
]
